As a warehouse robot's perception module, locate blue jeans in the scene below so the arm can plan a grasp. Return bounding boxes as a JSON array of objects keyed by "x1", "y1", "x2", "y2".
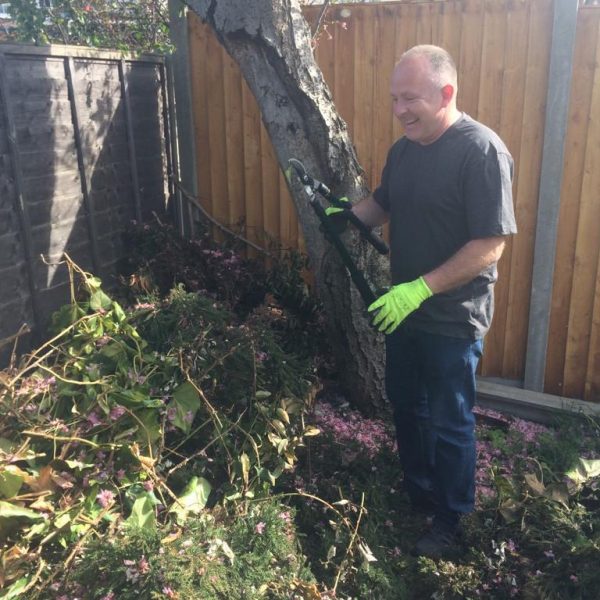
[{"x1": 385, "y1": 325, "x2": 483, "y2": 527}]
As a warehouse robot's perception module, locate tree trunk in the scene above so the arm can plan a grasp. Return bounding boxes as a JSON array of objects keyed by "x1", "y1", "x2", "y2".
[{"x1": 183, "y1": 0, "x2": 390, "y2": 413}]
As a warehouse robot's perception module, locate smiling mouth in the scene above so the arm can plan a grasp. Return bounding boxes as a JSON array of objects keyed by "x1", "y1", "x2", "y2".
[{"x1": 404, "y1": 118, "x2": 419, "y2": 127}]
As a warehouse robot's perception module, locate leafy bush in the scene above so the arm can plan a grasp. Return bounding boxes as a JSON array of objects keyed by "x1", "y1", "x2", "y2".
[
  {"x1": 7, "y1": 0, "x2": 172, "y2": 52},
  {"x1": 122, "y1": 221, "x2": 270, "y2": 319}
]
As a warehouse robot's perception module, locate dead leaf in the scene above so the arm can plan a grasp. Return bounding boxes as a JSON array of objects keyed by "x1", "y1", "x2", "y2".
[
  {"x1": 50, "y1": 472, "x2": 74, "y2": 490},
  {"x1": 523, "y1": 472, "x2": 545, "y2": 496},
  {"x1": 545, "y1": 482, "x2": 571, "y2": 507},
  {"x1": 131, "y1": 443, "x2": 155, "y2": 468},
  {"x1": 161, "y1": 530, "x2": 182, "y2": 545},
  {"x1": 29, "y1": 497, "x2": 55, "y2": 513},
  {"x1": 28, "y1": 466, "x2": 57, "y2": 493}
]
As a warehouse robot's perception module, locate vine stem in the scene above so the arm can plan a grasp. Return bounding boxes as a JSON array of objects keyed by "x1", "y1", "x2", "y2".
[
  {"x1": 312, "y1": 0, "x2": 331, "y2": 40},
  {"x1": 255, "y1": 491, "x2": 354, "y2": 531},
  {"x1": 22, "y1": 430, "x2": 108, "y2": 449},
  {"x1": 7, "y1": 314, "x2": 98, "y2": 387},
  {"x1": 333, "y1": 492, "x2": 366, "y2": 595}
]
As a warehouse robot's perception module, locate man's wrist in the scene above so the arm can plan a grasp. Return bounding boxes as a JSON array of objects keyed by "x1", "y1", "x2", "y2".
[{"x1": 421, "y1": 274, "x2": 436, "y2": 295}]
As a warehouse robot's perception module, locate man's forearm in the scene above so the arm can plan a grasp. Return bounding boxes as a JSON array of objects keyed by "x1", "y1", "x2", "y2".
[
  {"x1": 351, "y1": 195, "x2": 389, "y2": 228},
  {"x1": 423, "y1": 236, "x2": 507, "y2": 294}
]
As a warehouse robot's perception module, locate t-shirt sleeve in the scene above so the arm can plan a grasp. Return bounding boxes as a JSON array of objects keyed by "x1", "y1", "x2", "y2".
[
  {"x1": 463, "y1": 145, "x2": 517, "y2": 239},
  {"x1": 372, "y1": 145, "x2": 395, "y2": 212}
]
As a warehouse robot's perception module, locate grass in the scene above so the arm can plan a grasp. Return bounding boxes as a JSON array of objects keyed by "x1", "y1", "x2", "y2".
[{"x1": 67, "y1": 500, "x2": 316, "y2": 599}]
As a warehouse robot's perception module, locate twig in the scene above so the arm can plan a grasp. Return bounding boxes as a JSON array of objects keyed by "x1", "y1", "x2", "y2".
[
  {"x1": 8, "y1": 314, "x2": 98, "y2": 386},
  {"x1": 0, "y1": 323, "x2": 31, "y2": 349},
  {"x1": 266, "y1": 491, "x2": 353, "y2": 530},
  {"x1": 16, "y1": 556, "x2": 46, "y2": 596},
  {"x1": 22, "y1": 430, "x2": 111, "y2": 450},
  {"x1": 37, "y1": 506, "x2": 110, "y2": 597},
  {"x1": 8, "y1": 490, "x2": 53, "y2": 502},
  {"x1": 174, "y1": 180, "x2": 273, "y2": 257},
  {"x1": 166, "y1": 421, "x2": 236, "y2": 478},
  {"x1": 164, "y1": 417, "x2": 212, "y2": 455},
  {"x1": 312, "y1": 0, "x2": 331, "y2": 40},
  {"x1": 333, "y1": 492, "x2": 366, "y2": 595},
  {"x1": 35, "y1": 363, "x2": 105, "y2": 387},
  {"x1": 122, "y1": 407, "x2": 155, "y2": 461}
]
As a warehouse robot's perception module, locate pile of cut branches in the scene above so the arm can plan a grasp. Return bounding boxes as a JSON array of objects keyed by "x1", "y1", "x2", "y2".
[{"x1": 0, "y1": 245, "x2": 332, "y2": 598}]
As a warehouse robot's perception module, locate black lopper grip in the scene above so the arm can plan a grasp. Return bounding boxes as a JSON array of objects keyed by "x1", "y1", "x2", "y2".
[
  {"x1": 345, "y1": 212, "x2": 389, "y2": 255},
  {"x1": 320, "y1": 187, "x2": 389, "y2": 255}
]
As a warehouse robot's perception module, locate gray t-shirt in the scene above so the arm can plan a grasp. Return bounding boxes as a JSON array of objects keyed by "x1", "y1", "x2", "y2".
[{"x1": 372, "y1": 113, "x2": 517, "y2": 339}]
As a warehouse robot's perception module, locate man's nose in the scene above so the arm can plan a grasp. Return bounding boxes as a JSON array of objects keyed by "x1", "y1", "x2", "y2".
[{"x1": 393, "y1": 101, "x2": 406, "y2": 118}]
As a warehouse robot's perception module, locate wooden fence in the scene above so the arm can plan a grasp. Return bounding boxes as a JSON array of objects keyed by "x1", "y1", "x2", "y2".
[
  {"x1": 183, "y1": 0, "x2": 600, "y2": 403},
  {"x1": 0, "y1": 44, "x2": 173, "y2": 365}
]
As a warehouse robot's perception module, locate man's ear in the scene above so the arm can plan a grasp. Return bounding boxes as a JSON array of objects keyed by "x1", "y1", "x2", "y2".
[{"x1": 441, "y1": 84, "x2": 455, "y2": 107}]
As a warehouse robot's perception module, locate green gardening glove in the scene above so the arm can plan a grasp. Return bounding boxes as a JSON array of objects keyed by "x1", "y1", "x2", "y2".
[
  {"x1": 368, "y1": 277, "x2": 433, "y2": 334},
  {"x1": 323, "y1": 197, "x2": 351, "y2": 234}
]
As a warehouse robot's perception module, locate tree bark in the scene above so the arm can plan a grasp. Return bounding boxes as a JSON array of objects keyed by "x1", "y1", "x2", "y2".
[{"x1": 183, "y1": 0, "x2": 390, "y2": 413}]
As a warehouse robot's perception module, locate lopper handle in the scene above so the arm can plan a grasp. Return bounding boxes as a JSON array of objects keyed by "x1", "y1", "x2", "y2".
[
  {"x1": 315, "y1": 182, "x2": 389, "y2": 255},
  {"x1": 345, "y1": 211, "x2": 389, "y2": 255}
]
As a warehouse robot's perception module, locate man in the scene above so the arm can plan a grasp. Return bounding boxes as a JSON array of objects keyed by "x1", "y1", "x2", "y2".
[{"x1": 337, "y1": 45, "x2": 517, "y2": 559}]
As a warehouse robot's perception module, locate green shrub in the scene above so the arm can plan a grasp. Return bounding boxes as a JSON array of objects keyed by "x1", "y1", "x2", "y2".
[{"x1": 67, "y1": 500, "x2": 315, "y2": 600}]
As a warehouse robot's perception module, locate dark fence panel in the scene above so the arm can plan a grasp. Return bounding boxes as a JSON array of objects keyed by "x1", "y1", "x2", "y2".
[{"x1": 0, "y1": 44, "x2": 173, "y2": 365}]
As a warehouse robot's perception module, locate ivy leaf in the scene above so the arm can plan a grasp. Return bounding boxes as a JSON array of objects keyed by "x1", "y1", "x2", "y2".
[
  {"x1": 86, "y1": 276, "x2": 103, "y2": 290},
  {"x1": 545, "y1": 483, "x2": 571, "y2": 507},
  {"x1": 169, "y1": 476, "x2": 211, "y2": 525},
  {"x1": 0, "y1": 467, "x2": 26, "y2": 499},
  {"x1": 51, "y1": 303, "x2": 85, "y2": 331},
  {"x1": 111, "y1": 389, "x2": 162, "y2": 409},
  {"x1": 135, "y1": 409, "x2": 162, "y2": 444},
  {"x1": 112, "y1": 302, "x2": 127, "y2": 323},
  {"x1": 0, "y1": 576, "x2": 30, "y2": 600},
  {"x1": 171, "y1": 382, "x2": 201, "y2": 434},
  {"x1": 498, "y1": 499, "x2": 521, "y2": 523},
  {"x1": 98, "y1": 342, "x2": 126, "y2": 363},
  {"x1": 89, "y1": 290, "x2": 112, "y2": 311},
  {"x1": 0, "y1": 501, "x2": 44, "y2": 537},
  {"x1": 565, "y1": 458, "x2": 600, "y2": 485},
  {"x1": 126, "y1": 493, "x2": 157, "y2": 531}
]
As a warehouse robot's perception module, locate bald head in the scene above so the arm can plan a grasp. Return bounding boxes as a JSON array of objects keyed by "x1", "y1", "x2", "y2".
[{"x1": 398, "y1": 45, "x2": 458, "y2": 91}]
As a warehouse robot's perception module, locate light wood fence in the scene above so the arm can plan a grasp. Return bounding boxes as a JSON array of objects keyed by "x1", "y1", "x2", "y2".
[{"x1": 185, "y1": 1, "x2": 600, "y2": 403}]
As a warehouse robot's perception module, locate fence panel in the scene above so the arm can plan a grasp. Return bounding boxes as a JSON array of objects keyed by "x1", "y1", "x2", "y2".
[
  {"x1": 187, "y1": 0, "x2": 600, "y2": 401},
  {"x1": 547, "y1": 7, "x2": 600, "y2": 400},
  {"x1": 0, "y1": 45, "x2": 172, "y2": 366}
]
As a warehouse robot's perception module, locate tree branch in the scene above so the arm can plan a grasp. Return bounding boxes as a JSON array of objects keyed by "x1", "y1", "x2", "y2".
[{"x1": 174, "y1": 180, "x2": 273, "y2": 257}]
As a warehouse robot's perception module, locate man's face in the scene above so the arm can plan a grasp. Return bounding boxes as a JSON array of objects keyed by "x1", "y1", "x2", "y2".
[{"x1": 390, "y1": 56, "x2": 449, "y2": 145}]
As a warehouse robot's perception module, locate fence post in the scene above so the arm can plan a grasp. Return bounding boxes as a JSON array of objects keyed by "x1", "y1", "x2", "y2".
[
  {"x1": 168, "y1": 0, "x2": 199, "y2": 238},
  {"x1": 524, "y1": 0, "x2": 579, "y2": 392},
  {"x1": 159, "y1": 62, "x2": 177, "y2": 220}
]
